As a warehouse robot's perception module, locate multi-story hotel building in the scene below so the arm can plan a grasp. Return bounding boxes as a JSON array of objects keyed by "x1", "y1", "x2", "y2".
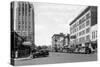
[
  {"x1": 52, "y1": 33, "x2": 70, "y2": 52},
  {"x1": 69, "y1": 6, "x2": 97, "y2": 48},
  {"x1": 52, "y1": 33, "x2": 65, "y2": 52},
  {"x1": 11, "y1": 1, "x2": 34, "y2": 42}
]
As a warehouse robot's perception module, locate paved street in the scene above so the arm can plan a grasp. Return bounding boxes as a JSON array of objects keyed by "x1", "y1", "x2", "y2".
[{"x1": 15, "y1": 52, "x2": 97, "y2": 66}]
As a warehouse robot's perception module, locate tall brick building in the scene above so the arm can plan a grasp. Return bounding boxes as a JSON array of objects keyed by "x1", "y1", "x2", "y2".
[{"x1": 11, "y1": 1, "x2": 34, "y2": 43}]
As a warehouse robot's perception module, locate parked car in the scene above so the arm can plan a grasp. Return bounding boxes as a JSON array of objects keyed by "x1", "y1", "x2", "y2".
[
  {"x1": 32, "y1": 51, "x2": 40, "y2": 58},
  {"x1": 32, "y1": 49, "x2": 49, "y2": 58},
  {"x1": 74, "y1": 47, "x2": 92, "y2": 54},
  {"x1": 85, "y1": 47, "x2": 91, "y2": 54},
  {"x1": 39, "y1": 49, "x2": 49, "y2": 57}
]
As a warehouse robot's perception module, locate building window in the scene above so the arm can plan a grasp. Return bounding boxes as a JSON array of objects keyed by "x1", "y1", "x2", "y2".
[
  {"x1": 86, "y1": 35, "x2": 90, "y2": 41},
  {"x1": 79, "y1": 32, "x2": 81, "y2": 36},
  {"x1": 79, "y1": 38, "x2": 81, "y2": 42},
  {"x1": 76, "y1": 39, "x2": 78, "y2": 44},
  {"x1": 79, "y1": 25, "x2": 81, "y2": 30},
  {"x1": 75, "y1": 28, "x2": 77, "y2": 32},
  {"x1": 18, "y1": 22, "x2": 21, "y2": 31},
  {"x1": 82, "y1": 37, "x2": 85, "y2": 42},
  {"x1": 74, "y1": 23, "x2": 76, "y2": 28},
  {"x1": 82, "y1": 23, "x2": 85, "y2": 29},
  {"x1": 79, "y1": 30, "x2": 85, "y2": 36},
  {"x1": 77, "y1": 33, "x2": 78, "y2": 37},
  {"x1": 81, "y1": 16, "x2": 86, "y2": 22},
  {"x1": 22, "y1": 3, "x2": 24, "y2": 16},
  {"x1": 79, "y1": 24, "x2": 85, "y2": 30},
  {"x1": 86, "y1": 20, "x2": 90, "y2": 26},
  {"x1": 77, "y1": 27, "x2": 78, "y2": 31},
  {"x1": 73, "y1": 23, "x2": 76, "y2": 29},
  {"x1": 79, "y1": 19, "x2": 82, "y2": 25},
  {"x1": 93, "y1": 31, "x2": 97, "y2": 39},
  {"x1": 82, "y1": 30, "x2": 85, "y2": 35},
  {"x1": 92, "y1": 32, "x2": 94, "y2": 39},
  {"x1": 74, "y1": 28, "x2": 76, "y2": 33},
  {"x1": 94, "y1": 32, "x2": 95, "y2": 39},
  {"x1": 18, "y1": 3, "x2": 21, "y2": 16},
  {"x1": 93, "y1": 32, "x2": 94, "y2": 39},
  {"x1": 86, "y1": 27, "x2": 90, "y2": 33},
  {"x1": 79, "y1": 37, "x2": 85, "y2": 43},
  {"x1": 74, "y1": 29, "x2": 75, "y2": 33},
  {"x1": 77, "y1": 21, "x2": 79, "y2": 26},
  {"x1": 96, "y1": 31, "x2": 97, "y2": 38},
  {"x1": 86, "y1": 13, "x2": 90, "y2": 19}
]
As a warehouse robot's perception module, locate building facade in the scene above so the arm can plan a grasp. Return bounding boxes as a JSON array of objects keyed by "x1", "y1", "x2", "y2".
[
  {"x1": 90, "y1": 24, "x2": 97, "y2": 42},
  {"x1": 90, "y1": 24, "x2": 97, "y2": 49},
  {"x1": 52, "y1": 33, "x2": 69, "y2": 52},
  {"x1": 52, "y1": 33, "x2": 65, "y2": 52},
  {"x1": 11, "y1": 2, "x2": 34, "y2": 62},
  {"x1": 63, "y1": 34, "x2": 70, "y2": 47},
  {"x1": 11, "y1": 1, "x2": 34, "y2": 43},
  {"x1": 69, "y1": 6, "x2": 97, "y2": 49}
]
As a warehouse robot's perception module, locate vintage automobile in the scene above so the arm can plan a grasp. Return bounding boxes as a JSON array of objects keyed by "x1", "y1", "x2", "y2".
[
  {"x1": 32, "y1": 49, "x2": 49, "y2": 58},
  {"x1": 32, "y1": 51, "x2": 40, "y2": 58},
  {"x1": 74, "y1": 47, "x2": 92, "y2": 54},
  {"x1": 39, "y1": 49, "x2": 49, "y2": 57}
]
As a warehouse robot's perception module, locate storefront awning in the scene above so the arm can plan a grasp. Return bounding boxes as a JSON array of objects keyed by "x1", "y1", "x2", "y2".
[
  {"x1": 70, "y1": 35, "x2": 76, "y2": 39},
  {"x1": 22, "y1": 41, "x2": 32, "y2": 46}
]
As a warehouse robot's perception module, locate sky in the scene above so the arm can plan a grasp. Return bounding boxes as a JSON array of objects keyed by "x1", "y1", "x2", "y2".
[{"x1": 33, "y1": 2, "x2": 87, "y2": 46}]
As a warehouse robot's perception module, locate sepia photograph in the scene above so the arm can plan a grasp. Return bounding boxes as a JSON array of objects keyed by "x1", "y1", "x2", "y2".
[{"x1": 10, "y1": 1, "x2": 97, "y2": 66}]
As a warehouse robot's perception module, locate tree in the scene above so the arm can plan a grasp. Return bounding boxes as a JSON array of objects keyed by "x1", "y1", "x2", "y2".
[{"x1": 37, "y1": 46, "x2": 42, "y2": 50}]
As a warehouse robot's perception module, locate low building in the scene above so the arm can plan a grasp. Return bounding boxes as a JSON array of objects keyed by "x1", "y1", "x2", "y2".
[
  {"x1": 90, "y1": 24, "x2": 97, "y2": 50},
  {"x1": 64, "y1": 34, "x2": 70, "y2": 47},
  {"x1": 52, "y1": 33, "x2": 70, "y2": 52},
  {"x1": 11, "y1": 31, "x2": 31, "y2": 59}
]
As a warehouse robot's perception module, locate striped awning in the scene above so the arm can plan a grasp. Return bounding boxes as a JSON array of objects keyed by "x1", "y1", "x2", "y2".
[{"x1": 22, "y1": 41, "x2": 32, "y2": 46}]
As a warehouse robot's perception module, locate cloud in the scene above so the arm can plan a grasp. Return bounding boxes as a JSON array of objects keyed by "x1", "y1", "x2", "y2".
[
  {"x1": 35, "y1": 24, "x2": 45, "y2": 31},
  {"x1": 34, "y1": 2, "x2": 87, "y2": 46}
]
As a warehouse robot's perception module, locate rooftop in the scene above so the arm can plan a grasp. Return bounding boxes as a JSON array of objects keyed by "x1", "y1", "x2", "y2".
[
  {"x1": 69, "y1": 6, "x2": 90, "y2": 25},
  {"x1": 52, "y1": 33, "x2": 65, "y2": 38}
]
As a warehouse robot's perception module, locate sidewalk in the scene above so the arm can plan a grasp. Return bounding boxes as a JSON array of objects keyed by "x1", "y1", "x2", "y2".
[{"x1": 14, "y1": 55, "x2": 33, "y2": 61}]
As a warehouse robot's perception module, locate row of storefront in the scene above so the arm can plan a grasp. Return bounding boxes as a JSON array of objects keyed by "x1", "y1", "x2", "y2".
[
  {"x1": 11, "y1": 31, "x2": 32, "y2": 58},
  {"x1": 51, "y1": 6, "x2": 97, "y2": 53},
  {"x1": 69, "y1": 6, "x2": 97, "y2": 52}
]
